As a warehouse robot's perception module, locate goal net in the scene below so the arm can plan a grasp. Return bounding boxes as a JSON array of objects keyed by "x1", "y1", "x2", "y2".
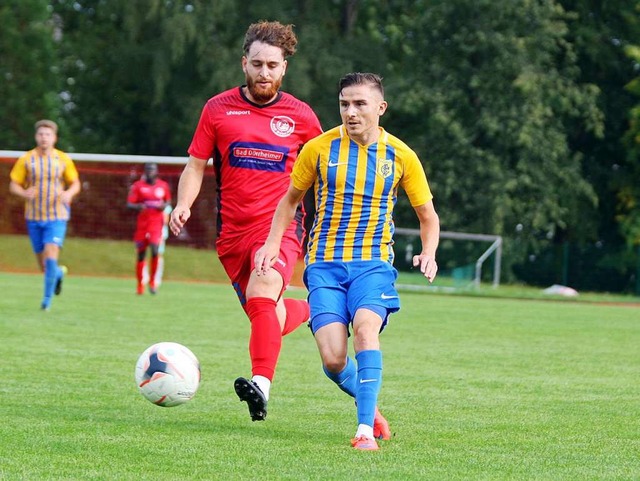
[
  {"x1": 392, "y1": 227, "x2": 502, "y2": 291},
  {"x1": 0, "y1": 150, "x2": 217, "y2": 249}
]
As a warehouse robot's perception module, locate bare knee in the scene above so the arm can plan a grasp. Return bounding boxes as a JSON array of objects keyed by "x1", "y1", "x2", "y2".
[{"x1": 322, "y1": 356, "x2": 347, "y2": 373}]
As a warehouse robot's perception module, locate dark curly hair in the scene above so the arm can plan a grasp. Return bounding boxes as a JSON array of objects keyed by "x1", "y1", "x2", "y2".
[{"x1": 243, "y1": 21, "x2": 298, "y2": 57}]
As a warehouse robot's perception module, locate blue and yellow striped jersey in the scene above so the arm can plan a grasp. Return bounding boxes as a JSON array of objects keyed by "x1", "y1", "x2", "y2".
[
  {"x1": 10, "y1": 149, "x2": 79, "y2": 221},
  {"x1": 292, "y1": 125, "x2": 432, "y2": 264}
]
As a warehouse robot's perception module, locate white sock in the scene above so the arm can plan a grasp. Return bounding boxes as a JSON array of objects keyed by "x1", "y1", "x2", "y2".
[
  {"x1": 252, "y1": 375, "x2": 271, "y2": 401},
  {"x1": 355, "y1": 424, "x2": 374, "y2": 439}
]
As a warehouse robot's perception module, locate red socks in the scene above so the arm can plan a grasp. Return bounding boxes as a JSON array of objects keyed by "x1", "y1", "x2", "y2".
[
  {"x1": 244, "y1": 298, "x2": 311, "y2": 380},
  {"x1": 136, "y1": 260, "x2": 145, "y2": 285},
  {"x1": 246, "y1": 297, "x2": 281, "y2": 380},
  {"x1": 149, "y1": 256, "x2": 159, "y2": 287},
  {"x1": 282, "y1": 298, "x2": 310, "y2": 336}
]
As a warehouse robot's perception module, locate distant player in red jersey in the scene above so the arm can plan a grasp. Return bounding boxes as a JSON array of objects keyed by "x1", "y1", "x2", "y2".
[
  {"x1": 170, "y1": 21, "x2": 323, "y2": 422},
  {"x1": 127, "y1": 162, "x2": 172, "y2": 295}
]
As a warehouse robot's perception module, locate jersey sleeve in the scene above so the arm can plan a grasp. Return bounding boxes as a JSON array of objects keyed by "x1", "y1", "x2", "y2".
[
  {"x1": 9, "y1": 155, "x2": 28, "y2": 185},
  {"x1": 60, "y1": 152, "x2": 79, "y2": 184},
  {"x1": 291, "y1": 142, "x2": 318, "y2": 192},
  {"x1": 303, "y1": 107, "x2": 323, "y2": 142},
  {"x1": 188, "y1": 100, "x2": 216, "y2": 160},
  {"x1": 127, "y1": 182, "x2": 140, "y2": 204},
  {"x1": 400, "y1": 148, "x2": 433, "y2": 207}
]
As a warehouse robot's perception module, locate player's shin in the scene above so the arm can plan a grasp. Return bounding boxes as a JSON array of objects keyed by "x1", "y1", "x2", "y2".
[
  {"x1": 282, "y1": 298, "x2": 310, "y2": 335},
  {"x1": 246, "y1": 297, "x2": 282, "y2": 382},
  {"x1": 42, "y1": 258, "x2": 58, "y2": 307},
  {"x1": 355, "y1": 350, "x2": 383, "y2": 432},
  {"x1": 323, "y1": 356, "x2": 357, "y2": 397}
]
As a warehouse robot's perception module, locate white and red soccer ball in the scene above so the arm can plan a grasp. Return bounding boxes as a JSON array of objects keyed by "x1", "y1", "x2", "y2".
[{"x1": 135, "y1": 342, "x2": 200, "y2": 407}]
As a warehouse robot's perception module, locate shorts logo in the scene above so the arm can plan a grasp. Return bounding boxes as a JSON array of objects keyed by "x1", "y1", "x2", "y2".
[
  {"x1": 377, "y1": 159, "x2": 393, "y2": 179},
  {"x1": 270, "y1": 116, "x2": 295, "y2": 137}
]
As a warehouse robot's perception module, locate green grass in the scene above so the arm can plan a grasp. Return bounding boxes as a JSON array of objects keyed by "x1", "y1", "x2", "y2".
[
  {"x1": 1, "y1": 271, "x2": 638, "y2": 480},
  {"x1": 2, "y1": 234, "x2": 638, "y2": 304},
  {"x1": 0, "y1": 234, "x2": 230, "y2": 283}
]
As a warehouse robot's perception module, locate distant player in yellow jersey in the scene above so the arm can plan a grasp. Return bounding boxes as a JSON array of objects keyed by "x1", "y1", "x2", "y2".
[
  {"x1": 9, "y1": 120, "x2": 81, "y2": 311},
  {"x1": 255, "y1": 73, "x2": 440, "y2": 450}
]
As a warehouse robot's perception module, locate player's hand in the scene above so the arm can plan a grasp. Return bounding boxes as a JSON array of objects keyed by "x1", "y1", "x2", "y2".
[
  {"x1": 413, "y1": 254, "x2": 438, "y2": 283},
  {"x1": 23, "y1": 186, "x2": 37, "y2": 200},
  {"x1": 169, "y1": 206, "x2": 191, "y2": 236},
  {"x1": 254, "y1": 243, "x2": 280, "y2": 276}
]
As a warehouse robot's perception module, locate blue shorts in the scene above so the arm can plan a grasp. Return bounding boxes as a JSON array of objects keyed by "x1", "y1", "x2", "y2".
[
  {"x1": 26, "y1": 220, "x2": 68, "y2": 254},
  {"x1": 304, "y1": 260, "x2": 400, "y2": 335}
]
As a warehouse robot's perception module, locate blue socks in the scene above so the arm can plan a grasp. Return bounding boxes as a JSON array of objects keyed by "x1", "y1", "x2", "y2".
[
  {"x1": 42, "y1": 258, "x2": 59, "y2": 308},
  {"x1": 323, "y1": 356, "x2": 357, "y2": 397},
  {"x1": 323, "y1": 350, "x2": 383, "y2": 428},
  {"x1": 355, "y1": 350, "x2": 383, "y2": 428}
]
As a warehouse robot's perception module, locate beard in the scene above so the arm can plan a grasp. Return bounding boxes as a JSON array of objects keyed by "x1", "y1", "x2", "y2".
[{"x1": 245, "y1": 75, "x2": 282, "y2": 103}]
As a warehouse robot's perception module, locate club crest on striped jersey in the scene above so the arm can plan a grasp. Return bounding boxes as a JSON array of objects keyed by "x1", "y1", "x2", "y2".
[
  {"x1": 271, "y1": 116, "x2": 295, "y2": 137},
  {"x1": 377, "y1": 158, "x2": 393, "y2": 178}
]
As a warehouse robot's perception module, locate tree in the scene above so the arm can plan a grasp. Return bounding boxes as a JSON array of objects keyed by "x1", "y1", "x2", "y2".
[
  {"x1": 0, "y1": 0, "x2": 61, "y2": 149},
  {"x1": 559, "y1": 0, "x2": 640, "y2": 291},
  {"x1": 356, "y1": 0, "x2": 603, "y2": 274}
]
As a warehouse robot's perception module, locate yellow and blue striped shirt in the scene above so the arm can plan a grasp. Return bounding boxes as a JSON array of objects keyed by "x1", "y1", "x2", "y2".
[
  {"x1": 10, "y1": 149, "x2": 79, "y2": 221},
  {"x1": 292, "y1": 125, "x2": 432, "y2": 264}
]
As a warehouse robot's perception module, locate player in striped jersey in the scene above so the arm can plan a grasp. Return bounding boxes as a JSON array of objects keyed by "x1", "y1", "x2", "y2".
[
  {"x1": 9, "y1": 120, "x2": 81, "y2": 311},
  {"x1": 255, "y1": 73, "x2": 440, "y2": 450},
  {"x1": 169, "y1": 21, "x2": 322, "y2": 422}
]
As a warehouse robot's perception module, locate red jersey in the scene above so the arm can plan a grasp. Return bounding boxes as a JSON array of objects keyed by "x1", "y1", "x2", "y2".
[
  {"x1": 127, "y1": 178, "x2": 172, "y2": 241},
  {"x1": 188, "y1": 87, "x2": 322, "y2": 240}
]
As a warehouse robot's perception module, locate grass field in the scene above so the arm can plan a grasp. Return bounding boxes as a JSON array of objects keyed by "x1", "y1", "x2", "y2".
[
  {"x1": 2, "y1": 234, "x2": 639, "y2": 304},
  {"x1": 1, "y1": 270, "x2": 638, "y2": 480}
]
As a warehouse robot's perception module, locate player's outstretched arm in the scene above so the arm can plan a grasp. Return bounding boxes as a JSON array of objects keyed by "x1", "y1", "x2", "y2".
[
  {"x1": 170, "y1": 155, "x2": 207, "y2": 236},
  {"x1": 412, "y1": 200, "x2": 440, "y2": 282},
  {"x1": 255, "y1": 182, "x2": 306, "y2": 275}
]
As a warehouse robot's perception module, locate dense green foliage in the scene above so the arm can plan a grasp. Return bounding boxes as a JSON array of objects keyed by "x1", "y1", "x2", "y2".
[{"x1": 1, "y1": 0, "x2": 639, "y2": 292}]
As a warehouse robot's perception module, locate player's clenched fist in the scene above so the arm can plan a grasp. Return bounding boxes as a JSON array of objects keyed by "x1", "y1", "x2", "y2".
[{"x1": 170, "y1": 206, "x2": 191, "y2": 236}]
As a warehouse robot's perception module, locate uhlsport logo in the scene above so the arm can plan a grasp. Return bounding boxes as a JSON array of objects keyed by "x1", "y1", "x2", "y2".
[
  {"x1": 376, "y1": 158, "x2": 393, "y2": 178},
  {"x1": 270, "y1": 116, "x2": 295, "y2": 137}
]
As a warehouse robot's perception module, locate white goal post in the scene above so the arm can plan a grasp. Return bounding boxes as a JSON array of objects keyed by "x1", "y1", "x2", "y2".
[
  {"x1": 394, "y1": 227, "x2": 503, "y2": 288},
  {"x1": 0, "y1": 150, "x2": 189, "y2": 165}
]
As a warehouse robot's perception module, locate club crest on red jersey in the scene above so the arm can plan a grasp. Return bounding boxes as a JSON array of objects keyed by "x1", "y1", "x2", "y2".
[{"x1": 270, "y1": 116, "x2": 295, "y2": 138}]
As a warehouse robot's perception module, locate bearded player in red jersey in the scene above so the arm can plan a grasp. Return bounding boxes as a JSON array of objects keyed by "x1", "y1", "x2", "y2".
[
  {"x1": 127, "y1": 162, "x2": 172, "y2": 295},
  {"x1": 169, "y1": 21, "x2": 322, "y2": 421}
]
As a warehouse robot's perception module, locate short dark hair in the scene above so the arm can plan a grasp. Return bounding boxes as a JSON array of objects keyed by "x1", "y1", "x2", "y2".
[
  {"x1": 243, "y1": 21, "x2": 298, "y2": 57},
  {"x1": 34, "y1": 119, "x2": 58, "y2": 134},
  {"x1": 338, "y1": 73, "x2": 384, "y2": 98}
]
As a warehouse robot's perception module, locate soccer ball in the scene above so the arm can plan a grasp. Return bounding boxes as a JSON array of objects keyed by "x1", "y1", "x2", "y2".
[{"x1": 134, "y1": 342, "x2": 201, "y2": 407}]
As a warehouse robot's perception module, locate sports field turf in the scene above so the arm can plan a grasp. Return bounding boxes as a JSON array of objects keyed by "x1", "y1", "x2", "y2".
[{"x1": 0, "y1": 271, "x2": 638, "y2": 480}]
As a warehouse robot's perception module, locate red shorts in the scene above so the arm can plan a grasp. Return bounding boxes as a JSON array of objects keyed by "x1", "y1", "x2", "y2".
[
  {"x1": 134, "y1": 227, "x2": 163, "y2": 246},
  {"x1": 217, "y1": 227, "x2": 303, "y2": 307}
]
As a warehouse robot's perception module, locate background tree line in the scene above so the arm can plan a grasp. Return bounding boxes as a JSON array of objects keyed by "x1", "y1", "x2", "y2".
[{"x1": 1, "y1": 0, "x2": 639, "y2": 293}]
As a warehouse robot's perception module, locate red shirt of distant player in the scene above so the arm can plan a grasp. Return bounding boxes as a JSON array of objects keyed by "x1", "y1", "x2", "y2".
[
  {"x1": 127, "y1": 178, "x2": 171, "y2": 244},
  {"x1": 188, "y1": 87, "x2": 323, "y2": 243}
]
